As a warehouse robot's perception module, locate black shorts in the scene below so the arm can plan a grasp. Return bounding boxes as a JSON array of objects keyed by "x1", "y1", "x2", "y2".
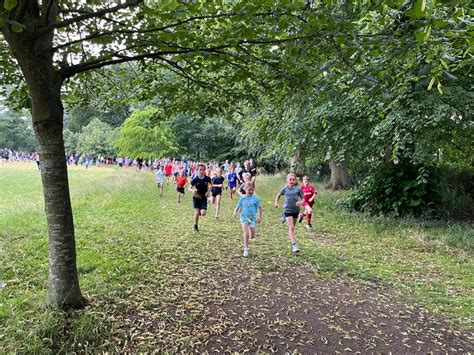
[
  {"x1": 284, "y1": 212, "x2": 299, "y2": 219},
  {"x1": 193, "y1": 197, "x2": 208, "y2": 210},
  {"x1": 176, "y1": 187, "x2": 185, "y2": 194},
  {"x1": 212, "y1": 189, "x2": 222, "y2": 197}
]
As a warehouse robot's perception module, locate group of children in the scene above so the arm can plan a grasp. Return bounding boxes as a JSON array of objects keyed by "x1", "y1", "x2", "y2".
[{"x1": 155, "y1": 163, "x2": 317, "y2": 257}]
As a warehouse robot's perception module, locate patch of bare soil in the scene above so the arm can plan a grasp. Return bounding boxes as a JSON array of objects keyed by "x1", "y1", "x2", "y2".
[
  {"x1": 201, "y1": 265, "x2": 473, "y2": 353},
  {"x1": 111, "y1": 264, "x2": 472, "y2": 353}
]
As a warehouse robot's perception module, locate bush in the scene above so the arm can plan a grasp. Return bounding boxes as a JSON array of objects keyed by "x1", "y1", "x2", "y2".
[{"x1": 340, "y1": 162, "x2": 445, "y2": 218}]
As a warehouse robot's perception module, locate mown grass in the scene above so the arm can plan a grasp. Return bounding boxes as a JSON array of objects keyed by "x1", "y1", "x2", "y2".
[{"x1": 1, "y1": 162, "x2": 472, "y2": 353}]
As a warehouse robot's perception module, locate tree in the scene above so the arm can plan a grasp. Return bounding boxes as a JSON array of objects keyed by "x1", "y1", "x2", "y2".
[
  {"x1": 117, "y1": 107, "x2": 178, "y2": 159},
  {"x1": 76, "y1": 118, "x2": 117, "y2": 157},
  {"x1": 168, "y1": 113, "x2": 246, "y2": 162},
  {"x1": 0, "y1": 110, "x2": 35, "y2": 150}
]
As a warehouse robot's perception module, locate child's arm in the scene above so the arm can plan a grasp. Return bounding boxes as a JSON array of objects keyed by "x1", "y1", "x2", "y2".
[
  {"x1": 205, "y1": 180, "x2": 212, "y2": 197},
  {"x1": 257, "y1": 206, "x2": 262, "y2": 224},
  {"x1": 233, "y1": 206, "x2": 242, "y2": 219},
  {"x1": 309, "y1": 186, "x2": 317, "y2": 202},
  {"x1": 274, "y1": 193, "x2": 281, "y2": 208}
]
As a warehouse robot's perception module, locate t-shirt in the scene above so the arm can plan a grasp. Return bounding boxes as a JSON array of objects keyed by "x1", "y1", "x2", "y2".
[
  {"x1": 164, "y1": 164, "x2": 172, "y2": 175},
  {"x1": 236, "y1": 195, "x2": 261, "y2": 217},
  {"x1": 211, "y1": 176, "x2": 225, "y2": 193},
  {"x1": 301, "y1": 185, "x2": 317, "y2": 204},
  {"x1": 278, "y1": 186, "x2": 303, "y2": 214},
  {"x1": 227, "y1": 173, "x2": 237, "y2": 187},
  {"x1": 191, "y1": 175, "x2": 211, "y2": 199},
  {"x1": 155, "y1": 170, "x2": 164, "y2": 183},
  {"x1": 176, "y1": 176, "x2": 188, "y2": 188}
]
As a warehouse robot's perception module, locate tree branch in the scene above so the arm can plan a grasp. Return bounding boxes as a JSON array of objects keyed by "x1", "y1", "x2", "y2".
[{"x1": 33, "y1": 0, "x2": 143, "y2": 39}]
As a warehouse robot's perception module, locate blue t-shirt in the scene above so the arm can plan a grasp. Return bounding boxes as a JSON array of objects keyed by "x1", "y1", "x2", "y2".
[
  {"x1": 227, "y1": 173, "x2": 237, "y2": 187},
  {"x1": 236, "y1": 195, "x2": 261, "y2": 217}
]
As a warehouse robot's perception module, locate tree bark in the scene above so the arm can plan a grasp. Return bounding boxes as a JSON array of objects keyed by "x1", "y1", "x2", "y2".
[
  {"x1": 290, "y1": 149, "x2": 305, "y2": 177},
  {"x1": 3, "y1": 15, "x2": 85, "y2": 308},
  {"x1": 327, "y1": 160, "x2": 354, "y2": 190}
]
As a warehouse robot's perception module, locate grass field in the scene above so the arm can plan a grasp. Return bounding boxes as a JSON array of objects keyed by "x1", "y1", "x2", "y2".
[{"x1": 1, "y1": 162, "x2": 473, "y2": 352}]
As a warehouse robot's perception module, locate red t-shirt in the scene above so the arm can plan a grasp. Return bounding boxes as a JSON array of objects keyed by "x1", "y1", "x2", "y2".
[
  {"x1": 176, "y1": 176, "x2": 188, "y2": 188},
  {"x1": 301, "y1": 185, "x2": 317, "y2": 205},
  {"x1": 164, "y1": 164, "x2": 172, "y2": 175}
]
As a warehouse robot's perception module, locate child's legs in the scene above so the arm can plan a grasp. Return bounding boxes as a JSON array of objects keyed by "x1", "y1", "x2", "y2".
[
  {"x1": 249, "y1": 225, "x2": 257, "y2": 239},
  {"x1": 200, "y1": 209, "x2": 207, "y2": 216},
  {"x1": 305, "y1": 204, "x2": 313, "y2": 223},
  {"x1": 241, "y1": 223, "x2": 250, "y2": 248},
  {"x1": 285, "y1": 216, "x2": 297, "y2": 243},
  {"x1": 215, "y1": 194, "x2": 221, "y2": 216},
  {"x1": 194, "y1": 208, "x2": 200, "y2": 224}
]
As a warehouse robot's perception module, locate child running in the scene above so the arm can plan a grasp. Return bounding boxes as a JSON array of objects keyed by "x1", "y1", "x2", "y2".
[
  {"x1": 211, "y1": 167, "x2": 225, "y2": 218},
  {"x1": 238, "y1": 172, "x2": 252, "y2": 197},
  {"x1": 190, "y1": 164, "x2": 212, "y2": 232},
  {"x1": 233, "y1": 182, "x2": 262, "y2": 257},
  {"x1": 226, "y1": 166, "x2": 237, "y2": 200},
  {"x1": 175, "y1": 170, "x2": 188, "y2": 203},
  {"x1": 274, "y1": 173, "x2": 304, "y2": 253},
  {"x1": 299, "y1": 175, "x2": 317, "y2": 230},
  {"x1": 155, "y1": 166, "x2": 165, "y2": 197}
]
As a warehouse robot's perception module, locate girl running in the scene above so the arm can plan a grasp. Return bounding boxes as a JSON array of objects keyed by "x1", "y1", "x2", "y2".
[
  {"x1": 274, "y1": 173, "x2": 304, "y2": 253},
  {"x1": 211, "y1": 167, "x2": 225, "y2": 218},
  {"x1": 233, "y1": 182, "x2": 262, "y2": 257}
]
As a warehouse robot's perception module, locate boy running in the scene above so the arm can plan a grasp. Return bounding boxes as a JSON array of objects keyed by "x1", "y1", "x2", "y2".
[
  {"x1": 190, "y1": 164, "x2": 212, "y2": 232},
  {"x1": 175, "y1": 170, "x2": 188, "y2": 203},
  {"x1": 299, "y1": 175, "x2": 317, "y2": 230},
  {"x1": 227, "y1": 166, "x2": 237, "y2": 200}
]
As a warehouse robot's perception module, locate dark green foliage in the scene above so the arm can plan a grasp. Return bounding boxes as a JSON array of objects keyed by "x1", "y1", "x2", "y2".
[
  {"x1": 168, "y1": 113, "x2": 246, "y2": 162},
  {"x1": 65, "y1": 106, "x2": 128, "y2": 134},
  {"x1": 0, "y1": 114, "x2": 35, "y2": 151},
  {"x1": 341, "y1": 162, "x2": 445, "y2": 218}
]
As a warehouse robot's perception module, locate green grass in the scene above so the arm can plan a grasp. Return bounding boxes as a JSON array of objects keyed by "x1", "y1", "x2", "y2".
[{"x1": 1, "y1": 162, "x2": 473, "y2": 353}]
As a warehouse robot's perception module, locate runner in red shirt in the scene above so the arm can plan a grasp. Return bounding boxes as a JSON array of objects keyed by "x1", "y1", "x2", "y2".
[
  {"x1": 175, "y1": 170, "x2": 188, "y2": 203},
  {"x1": 164, "y1": 162, "x2": 173, "y2": 185},
  {"x1": 298, "y1": 175, "x2": 317, "y2": 230}
]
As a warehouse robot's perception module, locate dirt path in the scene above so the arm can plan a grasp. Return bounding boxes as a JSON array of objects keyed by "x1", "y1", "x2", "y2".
[{"x1": 111, "y1": 263, "x2": 473, "y2": 353}]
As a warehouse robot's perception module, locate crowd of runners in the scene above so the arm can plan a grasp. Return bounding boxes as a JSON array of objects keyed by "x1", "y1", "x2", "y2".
[
  {"x1": 154, "y1": 158, "x2": 318, "y2": 257},
  {"x1": 2, "y1": 148, "x2": 318, "y2": 257}
]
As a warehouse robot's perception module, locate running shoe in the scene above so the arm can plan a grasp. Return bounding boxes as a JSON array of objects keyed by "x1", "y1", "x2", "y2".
[
  {"x1": 291, "y1": 243, "x2": 300, "y2": 253},
  {"x1": 243, "y1": 248, "x2": 250, "y2": 257}
]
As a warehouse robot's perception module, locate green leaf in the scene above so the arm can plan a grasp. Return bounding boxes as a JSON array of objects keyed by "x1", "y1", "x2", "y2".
[
  {"x1": 407, "y1": 0, "x2": 427, "y2": 19},
  {"x1": 4, "y1": 0, "x2": 18, "y2": 11},
  {"x1": 416, "y1": 26, "x2": 431, "y2": 43}
]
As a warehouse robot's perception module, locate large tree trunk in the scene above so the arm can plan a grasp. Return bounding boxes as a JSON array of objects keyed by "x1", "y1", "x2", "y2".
[
  {"x1": 290, "y1": 149, "x2": 305, "y2": 176},
  {"x1": 327, "y1": 160, "x2": 354, "y2": 190},
  {"x1": 3, "y1": 12, "x2": 85, "y2": 308},
  {"x1": 33, "y1": 78, "x2": 85, "y2": 309}
]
